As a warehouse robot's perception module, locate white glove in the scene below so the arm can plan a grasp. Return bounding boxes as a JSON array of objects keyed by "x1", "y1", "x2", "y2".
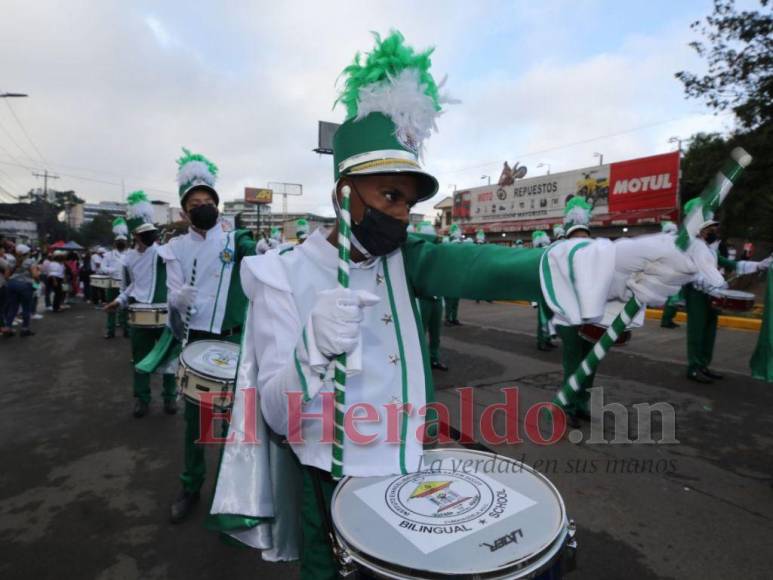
[
  {"x1": 256, "y1": 239, "x2": 271, "y2": 254},
  {"x1": 610, "y1": 234, "x2": 697, "y2": 307},
  {"x1": 310, "y1": 288, "x2": 380, "y2": 359},
  {"x1": 175, "y1": 285, "x2": 198, "y2": 312},
  {"x1": 757, "y1": 255, "x2": 773, "y2": 271},
  {"x1": 692, "y1": 272, "x2": 727, "y2": 294}
]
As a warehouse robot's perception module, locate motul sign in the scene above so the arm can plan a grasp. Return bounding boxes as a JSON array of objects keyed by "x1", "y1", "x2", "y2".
[{"x1": 608, "y1": 151, "x2": 679, "y2": 211}]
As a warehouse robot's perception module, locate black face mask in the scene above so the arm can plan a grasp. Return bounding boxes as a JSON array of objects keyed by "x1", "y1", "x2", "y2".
[
  {"x1": 189, "y1": 204, "x2": 219, "y2": 230},
  {"x1": 115, "y1": 240, "x2": 127, "y2": 251},
  {"x1": 705, "y1": 232, "x2": 718, "y2": 244},
  {"x1": 348, "y1": 183, "x2": 407, "y2": 256},
  {"x1": 138, "y1": 231, "x2": 157, "y2": 247}
]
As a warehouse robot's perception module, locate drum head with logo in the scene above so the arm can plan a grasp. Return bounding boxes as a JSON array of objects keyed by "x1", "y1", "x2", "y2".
[
  {"x1": 331, "y1": 448, "x2": 567, "y2": 579},
  {"x1": 179, "y1": 340, "x2": 240, "y2": 382}
]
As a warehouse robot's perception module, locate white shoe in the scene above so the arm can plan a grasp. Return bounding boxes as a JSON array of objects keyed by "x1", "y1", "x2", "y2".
[
  {"x1": 32, "y1": 314, "x2": 44, "y2": 320},
  {"x1": 46, "y1": 306, "x2": 53, "y2": 312}
]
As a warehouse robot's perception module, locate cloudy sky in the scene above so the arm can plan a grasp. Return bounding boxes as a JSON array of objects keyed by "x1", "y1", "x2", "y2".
[{"x1": 0, "y1": 0, "x2": 739, "y2": 218}]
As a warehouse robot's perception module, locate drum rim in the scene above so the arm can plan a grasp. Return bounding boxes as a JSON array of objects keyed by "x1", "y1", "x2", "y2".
[
  {"x1": 712, "y1": 289, "x2": 755, "y2": 299},
  {"x1": 177, "y1": 359, "x2": 236, "y2": 386},
  {"x1": 331, "y1": 448, "x2": 569, "y2": 578},
  {"x1": 179, "y1": 340, "x2": 240, "y2": 383},
  {"x1": 128, "y1": 303, "x2": 169, "y2": 311}
]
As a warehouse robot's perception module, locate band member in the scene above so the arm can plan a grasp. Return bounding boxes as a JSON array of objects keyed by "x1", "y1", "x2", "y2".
[
  {"x1": 682, "y1": 199, "x2": 771, "y2": 383},
  {"x1": 659, "y1": 221, "x2": 682, "y2": 328},
  {"x1": 531, "y1": 230, "x2": 555, "y2": 351},
  {"x1": 104, "y1": 191, "x2": 176, "y2": 418},
  {"x1": 552, "y1": 223, "x2": 566, "y2": 241},
  {"x1": 234, "y1": 31, "x2": 694, "y2": 577},
  {"x1": 138, "y1": 148, "x2": 257, "y2": 523},
  {"x1": 443, "y1": 223, "x2": 463, "y2": 326},
  {"x1": 100, "y1": 220, "x2": 129, "y2": 338}
]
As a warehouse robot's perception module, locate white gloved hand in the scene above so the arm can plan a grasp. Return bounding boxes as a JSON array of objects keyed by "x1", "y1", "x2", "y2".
[
  {"x1": 610, "y1": 233, "x2": 697, "y2": 306},
  {"x1": 176, "y1": 285, "x2": 198, "y2": 312},
  {"x1": 256, "y1": 239, "x2": 271, "y2": 254},
  {"x1": 691, "y1": 272, "x2": 727, "y2": 294},
  {"x1": 757, "y1": 255, "x2": 773, "y2": 271},
  {"x1": 310, "y1": 288, "x2": 381, "y2": 359}
]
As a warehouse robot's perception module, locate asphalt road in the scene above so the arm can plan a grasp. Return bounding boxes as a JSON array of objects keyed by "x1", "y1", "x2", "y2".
[{"x1": 1, "y1": 299, "x2": 771, "y2": 579}]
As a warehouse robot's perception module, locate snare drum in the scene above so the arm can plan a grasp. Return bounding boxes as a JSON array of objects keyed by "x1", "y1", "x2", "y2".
[
  {"x1": 331, "y1": 448, "x2": 577, "y2": 579},
  {"x1": 579, "y1": 323, "x2": 630, "y2": 346},
  {"x1": 176, "y1": 340, "x2": 239, "y2": 410},
  {"x1": 709, "y1": 289, "x2": 754, "y2": 313},
  {"x1": 90, "y1": 274, "x2": 111, "y2": 289},
  {"x1": 128, "y1": 303, "x2": 168, "y2": 328}
]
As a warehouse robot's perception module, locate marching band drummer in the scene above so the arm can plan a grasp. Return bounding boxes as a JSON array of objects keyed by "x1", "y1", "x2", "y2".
[
  {"x1": 100, "y1": 219, "x2": 130, "y2": 338},
  {"x1": 142, "y1": 148, "x2": 257, "y2": 524},
  {"x1": 682, "y1": 199, "x2": 772, "y2": 383},
  {"x1": 103, "y1": 191, "x2": 176, "y2": 419},
  {"x1": 236, "y1": 31, "x2": 695, "y2": 579}
]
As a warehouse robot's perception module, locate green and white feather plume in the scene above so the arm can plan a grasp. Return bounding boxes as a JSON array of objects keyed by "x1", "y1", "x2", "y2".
[
  {"x1": 337, "y1": 31, "x2": 456, "y2": 156},
  {"x1": 563, "y1": 197, "x2": 592, "y2": 231},
  {"x1": 127, "y1": 190, "x2": 154, "y2": 224},
  {"x1": 531, "y1": 229, "x2": 550, "y2": 247},
  {"x1": 112, "y1": 217, "x2": 129, "y2": 239},
  {"x1": 449, "y1": 223, "x2": 462, "y2": 240},
  {"x1": 176, "y1": 147, "x2": 218, "y2": 192}
]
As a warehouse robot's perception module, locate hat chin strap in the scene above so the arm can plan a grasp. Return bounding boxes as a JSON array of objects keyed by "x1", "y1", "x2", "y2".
[{"x1": 331, "y1": 184, "x2": 372, "y2": 259}]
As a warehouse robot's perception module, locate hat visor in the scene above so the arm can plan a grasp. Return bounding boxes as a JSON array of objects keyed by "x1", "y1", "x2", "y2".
[
  {"x1": 565, "y1": 224, "x2": 590, "y2": 237},
  {"x1": 181, "y1": 184, "x2": 219, "y2": 207},
  {"x1": 699, "y1": 219, "x2": 719, "y2": 230},
  {"x1": 344, "y1": 163, "x2": 438, "y2": 202}
]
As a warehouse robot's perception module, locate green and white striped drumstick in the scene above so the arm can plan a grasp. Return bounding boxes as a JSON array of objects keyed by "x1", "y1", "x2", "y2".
[
  {"x1": 553, "y1": 148, "x2": 752, "y2": 413},
  {"x1": 331, "y1": 184, "x2": 352, "y2": 480}
]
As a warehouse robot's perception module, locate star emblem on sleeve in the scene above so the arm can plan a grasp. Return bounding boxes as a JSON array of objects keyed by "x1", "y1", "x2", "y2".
[
  {"x1": 376, "y1": 273, "x2": 385, "y2": 285},
  {"x1": 388, "y1": 354, "x2": 400, "y2": 365},
  {"x1": 381, "y1": 313, "x2": 393, "y2": 325}
]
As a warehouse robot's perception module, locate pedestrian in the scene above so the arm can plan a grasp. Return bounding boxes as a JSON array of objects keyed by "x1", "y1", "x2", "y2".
[
  {"x1": 1, "y1": 244, "x2": 40, "y2": 337},
  {"x1": 47, "y1": 252, "x2": 67, "y2": 312},
  {"x1": 80, "y1": 250, "x2": 93, "y2": 302}
]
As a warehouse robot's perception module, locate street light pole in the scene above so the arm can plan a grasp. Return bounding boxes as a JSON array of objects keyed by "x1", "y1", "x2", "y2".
[
  {"x1": 481, "y1": 175, "x2": 491, "y2": 186},
  {"x1": 593, "y1": 152, "x2": 604, "y2": 166}
]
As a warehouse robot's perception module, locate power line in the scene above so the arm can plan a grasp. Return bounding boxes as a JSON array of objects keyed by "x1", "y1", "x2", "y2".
[
  {"x1": 3, "y1": 100, "x2": 46, "y2": 164},
  {"x1": 0, "y1": 115, "x2": 38, "y2": 165}
]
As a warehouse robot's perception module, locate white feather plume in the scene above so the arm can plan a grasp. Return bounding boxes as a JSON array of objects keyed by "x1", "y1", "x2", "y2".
[
  {"x1": 113, "y1": 222, "x2": 129, "y2": 237},
  {"x1": 355, "y1": 69, "x2": 456, "y2": 157},
  {"x1": 177, "y1": 160, "x2": 216, "y2": 189}
]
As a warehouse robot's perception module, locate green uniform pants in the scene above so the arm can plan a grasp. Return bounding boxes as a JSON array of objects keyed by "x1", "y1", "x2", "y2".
[
  {"x1": 300, "y1": 467, "x2": 338, "y2": 580},
  {"x1": 180, "y1": 330, "x2": 240, "y2": 494},
  {"x1": 419, "y1": 297, "x2": 442, "y2": 363},
  {"x1": 131, "y1": 325, "x2": 176, "y2": 403},
  {"x1": 660, "y1": 302, "x2": 678, "y2": 327},
  {"x1": 444, "y1": 297, "x2": 459, "y2": 322},
  {"x1": 537, "y1": 300, "x2": 552, "y2": 348},
  {"x1": 106, "y1": 288, "x2": 128, "y2": 335},
  {"x1": 557, "y1": 325, "x2": 595, "y2": 415},
  {"x1": 685, "y1": 285, "x2": 718, "y2": 374}
]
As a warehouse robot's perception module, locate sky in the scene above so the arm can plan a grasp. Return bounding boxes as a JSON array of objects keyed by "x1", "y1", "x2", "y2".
[{"x1": 0, "y1": 0, "x2": 741, "y2": 219}]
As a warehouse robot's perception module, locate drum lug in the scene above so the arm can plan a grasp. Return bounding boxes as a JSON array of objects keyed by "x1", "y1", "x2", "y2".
[
  {"x1": 562, "y1": 519, "x2": 578, "y2": 573},
  {"x1": 334, "y1": 547, "x2": 358, "y2": 578}
]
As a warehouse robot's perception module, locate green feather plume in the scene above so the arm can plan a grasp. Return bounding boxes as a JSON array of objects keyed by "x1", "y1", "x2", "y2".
[{"x1": 176, "y1": 147, "x2": 218, "y2": 178}]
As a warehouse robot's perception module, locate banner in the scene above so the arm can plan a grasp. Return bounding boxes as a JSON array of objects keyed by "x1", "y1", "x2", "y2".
[
  {"x1": 454, "y1": 165, "x2": 609, "y2": 224},
  {"x1": 608, "y1": 151, "x2": 679, "y2": 212},
  {"x1": 453, "y1": 151, "x2": 680, "y2": 225},
  {"x1": 245, "y1": 188, "x2": 273, "y2": 204}
]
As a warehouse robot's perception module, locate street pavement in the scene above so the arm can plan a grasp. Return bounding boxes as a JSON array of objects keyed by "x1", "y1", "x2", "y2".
[{"x1": 1, "y1": 299, "x2": 772, "y2": 579}]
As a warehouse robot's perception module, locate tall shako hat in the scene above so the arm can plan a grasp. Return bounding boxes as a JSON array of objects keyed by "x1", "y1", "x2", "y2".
[
  {"x1": 563, "y1": 197, "x2": 592, "y2": 236},
  {"x1": 126, "y1": 190, "x2": 157, "y2": 234},
  {"x1": 531, "y1": 229, "x2": 550, "y2": 247},
  {"x1": 449, "y1": 223, "x2": 462, "y2": 240},
  {"x1": 683, "y1": 197, "x2": 719, "y2": 231},
  {"x1": 333, "y1": 31, "x2": 455, "y2": 202},
  {"x1": 112, "y1": 217, "x2": 129, "y2": 241},
  {"x1": 475, "y1": 228, "x2": 485, "y2": 243},
  {"x1": 176, "y1": 148, "x2": 219, "y2": 207}
]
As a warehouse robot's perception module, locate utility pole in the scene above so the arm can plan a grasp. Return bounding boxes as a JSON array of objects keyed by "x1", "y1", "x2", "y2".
[{"x1": 32, "y1": 169, "x2": 60, "y2": 202}]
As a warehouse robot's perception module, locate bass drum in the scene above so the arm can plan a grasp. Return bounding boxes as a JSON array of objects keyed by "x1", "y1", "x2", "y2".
[{"x1": 331, "y1": 448, "x2": 577, "y2": 579}]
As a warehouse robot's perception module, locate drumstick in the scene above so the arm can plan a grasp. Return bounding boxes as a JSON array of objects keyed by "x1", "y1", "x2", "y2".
[
  {"x1": 182, "y1": 258, "x2": 197, "y2": 349},
  {"x1": 331, "y1": 185, "x2": 351, "y2": 480},
  {"x1": 551, "y1": 148, "x2": 753, "y2": 417}
]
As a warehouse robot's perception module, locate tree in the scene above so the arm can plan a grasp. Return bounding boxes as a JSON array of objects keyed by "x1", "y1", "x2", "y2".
[
  {"x1": 676, "y1": 0, "x2": 773, "y2": 129},
  {"x1": 78, "y1": 213, "x2": 115, "y2": 247}
]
